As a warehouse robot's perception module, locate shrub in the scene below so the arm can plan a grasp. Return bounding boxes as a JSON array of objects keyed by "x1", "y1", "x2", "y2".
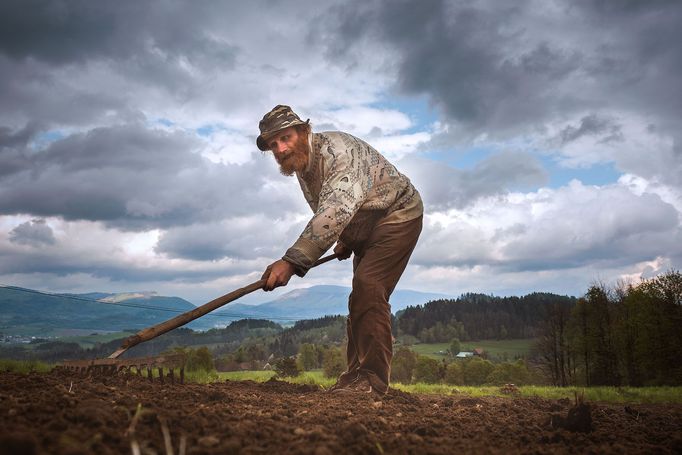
[
  {"x1": 297, "y1": 343, "x2": 319, "y2": 371},
  {"x1": 174, "y1": 346, "x2": 215, "y2": 372},
  {"x1": 414, "y1": 356, "x2": 442, "y2": 384},
  {"x1": 274, "y1": 356, "x2": 301, "y2": 377},
  {"x1": 322, "y1": 346, "x2": 346, "y2": 378},
  {"x1": 391, "y1": 346, "x2": 418, "y2": 384},
  {"x1": 462, "y1": 357, "x2": 495, "y2": 385},
  {"x1": 486, "y1": 360, "x2": 532, "y2": 385},
  {"x1": 444, "y1": 362, "x2": 464, "y2": 385}
]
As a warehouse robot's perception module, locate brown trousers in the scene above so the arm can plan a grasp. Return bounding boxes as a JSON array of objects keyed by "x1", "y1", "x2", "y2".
[{"x1": 337, "y1": 215, "x2": 422, "y2": 394}]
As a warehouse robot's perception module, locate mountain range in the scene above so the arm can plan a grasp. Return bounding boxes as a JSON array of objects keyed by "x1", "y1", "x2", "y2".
[
  {"x1": 0, "y1": 285, "x2": 451, "y2": 336},
  {"x1": 217, "y1": 285, "x2": 451, "y2": 323}
]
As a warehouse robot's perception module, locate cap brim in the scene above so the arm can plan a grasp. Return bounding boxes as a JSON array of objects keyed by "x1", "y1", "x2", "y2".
[
  {"x1": 256, "y1": 119, "x2": 309, "y2": 151},
  {"x1": 256, "y1": 135, "x2": 269, "y2": 151}
]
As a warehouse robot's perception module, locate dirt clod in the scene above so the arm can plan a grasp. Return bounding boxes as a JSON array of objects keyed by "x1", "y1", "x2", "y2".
[{"x1": 549, "y1": 402, "x2": 593, "y2": 433}]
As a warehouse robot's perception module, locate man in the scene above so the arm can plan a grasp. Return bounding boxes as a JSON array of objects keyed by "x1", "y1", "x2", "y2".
[{"x1": 257, "y1": 105, "x2": 423, "y2": 396}]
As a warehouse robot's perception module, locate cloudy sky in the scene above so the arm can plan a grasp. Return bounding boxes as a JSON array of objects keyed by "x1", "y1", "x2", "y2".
[{"x1": 1, "y1": 0, "x2": 681, "y2": 306}]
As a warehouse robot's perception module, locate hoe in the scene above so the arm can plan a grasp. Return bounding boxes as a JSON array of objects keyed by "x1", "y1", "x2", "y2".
[{"x1": 57, "y1": 253, "x2": 339, "y2": 383}]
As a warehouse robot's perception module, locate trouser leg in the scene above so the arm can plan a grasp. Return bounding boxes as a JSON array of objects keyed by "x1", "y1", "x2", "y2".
[{"x1": 338, "y1": 216, "x2": 422, "y2": 393}]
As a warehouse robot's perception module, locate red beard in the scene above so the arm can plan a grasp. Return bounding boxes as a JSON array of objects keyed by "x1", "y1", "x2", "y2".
[{"x1": 276, "y1": 132, "x2": 309, "y2": 176}]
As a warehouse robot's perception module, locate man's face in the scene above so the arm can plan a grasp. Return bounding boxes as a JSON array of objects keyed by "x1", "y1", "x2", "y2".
[{"x1": 266, "y1": 126, "x2": 309, "y2": 176}]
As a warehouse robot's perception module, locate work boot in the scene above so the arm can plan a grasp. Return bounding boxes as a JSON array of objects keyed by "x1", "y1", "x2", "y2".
[
  {"x1": 330, "y1": 374, "x2": 376, "y2": 396},
  {"x1": 327, "y1": 371, "x2": 359, "y2": 393}
]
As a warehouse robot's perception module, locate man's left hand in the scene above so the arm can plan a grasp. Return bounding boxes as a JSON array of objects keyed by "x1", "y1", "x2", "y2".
[{"x1": 261, "y1": 259, "x2": 296, "y2": 291}]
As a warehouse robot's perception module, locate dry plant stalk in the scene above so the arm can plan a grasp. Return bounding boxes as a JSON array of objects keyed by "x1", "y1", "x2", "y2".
[{"x1": 159, "y1": 416, "x2": 174, "y2": 455}]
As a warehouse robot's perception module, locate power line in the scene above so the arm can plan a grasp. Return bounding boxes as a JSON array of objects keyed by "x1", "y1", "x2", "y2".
[{"x1": 0, "y1": 284, "x2": 331, "y2": 322}]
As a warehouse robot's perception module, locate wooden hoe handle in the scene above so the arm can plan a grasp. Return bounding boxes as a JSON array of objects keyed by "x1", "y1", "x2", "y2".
[{"x1": 109, "y1": 253, "x2": 340, "y2": 359}]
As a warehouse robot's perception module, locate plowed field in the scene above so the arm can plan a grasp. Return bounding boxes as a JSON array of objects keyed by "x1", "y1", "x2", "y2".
[{"x1": 1, "y1": 371, "x2": 681, "y2": 454}]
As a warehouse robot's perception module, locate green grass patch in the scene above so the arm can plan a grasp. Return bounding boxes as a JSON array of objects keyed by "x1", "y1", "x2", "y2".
[
  {"x1": 392, "y1": 383, "x2": 682, "y2": 404},
  {"x1": 0, "y1": 359, "x2": 53, "y2": 373},
  {"x1": 194, "y1": 369, "x2": 682, "y2": 404},
  {"x1": 410, "y1": 338, "x2": 536, "y2": 360},
  {"x1": 187, "y1": 369, "x2": 338, "y2": 387},
  {"x1": 58, "y1": 331, "x2": 132, "y2": 348}
]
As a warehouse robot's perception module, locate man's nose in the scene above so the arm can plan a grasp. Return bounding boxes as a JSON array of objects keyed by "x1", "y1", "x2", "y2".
[{"x1": 273, "y1": 141, "x2": 288, "y2": 155}]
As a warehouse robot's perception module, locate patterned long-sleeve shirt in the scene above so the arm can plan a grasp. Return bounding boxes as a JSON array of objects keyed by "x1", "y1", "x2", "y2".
[{"x1": 283, "y1": 131, "x2": 423, "y2": 275}]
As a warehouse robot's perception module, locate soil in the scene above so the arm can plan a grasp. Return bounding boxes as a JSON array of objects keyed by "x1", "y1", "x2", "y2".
[{"x1": 2, "y1": 371, "x2": 682, "y2": 454}]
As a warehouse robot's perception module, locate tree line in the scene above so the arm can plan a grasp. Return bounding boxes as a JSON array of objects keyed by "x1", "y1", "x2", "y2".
[
  {"x1": 534, "y1": 270, "x2": 682, "y2": 387},
  {"x1": 396, "y1": 292, "x2": 576, "y2": 342}
]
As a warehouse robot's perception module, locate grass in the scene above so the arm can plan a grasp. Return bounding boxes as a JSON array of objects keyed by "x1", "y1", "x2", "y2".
[
  {"x1": 58, "y1": 331, "x2": 132, "y2": 348},
  {"x1": 189, "y1": 369, "x2": 682, "y2": 404},
  {"x1": 0, "y1": 359, "x2": 53, "y2": 373},
  {"x1": 410, "y1": 339, "x2": 536, "y2": 360}
]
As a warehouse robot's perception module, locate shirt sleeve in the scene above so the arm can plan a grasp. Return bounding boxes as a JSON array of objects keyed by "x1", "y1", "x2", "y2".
[{"x1": 283, "y1": 146, "x2": 367, "y2": 276}]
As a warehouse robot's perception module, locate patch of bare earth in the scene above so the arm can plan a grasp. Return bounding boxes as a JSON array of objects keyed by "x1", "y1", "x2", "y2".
[{"x1": 1, "y1": 371, "x2": 681, "y2": 454}]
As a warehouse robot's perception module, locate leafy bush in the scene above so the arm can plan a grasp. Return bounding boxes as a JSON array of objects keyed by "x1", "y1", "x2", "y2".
[
  {"x1": 322, "y1": 346, "x2": 346, "y2": 378},
  {"x1": 274, "y1": 356, "x2": 301, "y2": 377},
  {"x1": 486, "y1": 360, "x2": 532, "y2": 385},
  {"x1": 173, "y1": 346, "x2": 215, "y2": 372},
  {"x1": 391, "y1": 346, "x2": 418, "y2": 384},
  {"x1": 414, "y1": 356, "x2": 442, "y2": 384},
  {"x1": 462, "y1": 357, "x2": 495, "y2": 385},
  {"x1": 297, "y1": 343, "x2": 319, "y2": 371},
  {"x1": 444, "y1": 362, "x2": 463, "y2": 385}
]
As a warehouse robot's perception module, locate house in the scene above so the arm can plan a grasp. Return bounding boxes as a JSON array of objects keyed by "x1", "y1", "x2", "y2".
[
  {"x1": 456, "y1": 351, "x2": 474, "y2": 358},
  {"x1": 473, "y1": 348, "x2": 485, "y2": 357}
]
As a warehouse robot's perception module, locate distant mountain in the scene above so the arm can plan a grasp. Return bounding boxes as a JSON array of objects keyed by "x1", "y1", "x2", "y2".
[
  {"x1": 216, "y1": 285, "x2": 451, "y2": 322},
  {"x1": 0, "y1": 285, "x2": 451, "y2": 336},
  {"x1": 0, "y1": 287, "x2": 214, "y2": 335}
]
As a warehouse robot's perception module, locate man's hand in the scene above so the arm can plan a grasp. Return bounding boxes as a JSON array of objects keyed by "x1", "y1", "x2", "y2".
[
  {"x1": 334, "y1": 241, "x2": 352, "y2": 260},
  {"x1": 261, "y1": 259, "x2": 296, "y2": 291}
]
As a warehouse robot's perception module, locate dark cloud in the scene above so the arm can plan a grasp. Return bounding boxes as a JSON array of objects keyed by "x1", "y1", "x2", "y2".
[
  {"x1": 404, "y1": 151, "x2": 548, "y2": 210},
  {"x1": 0, "y1": 0, "x2": 238, "y2": 67},
  {"x1": 8, "y1": 219, "x2": 55, "y2": 247},
  {"x1": 320, "y1": 0, "x2": 582, "y2": 134},
  {"x1": 0, "y1": 122, "x2": 40, "y2": 177},
  {"x1": 155, "y1": 217, "x2": 303, "y2": 261},
  {"x1": 319, "y1": 0, "x2": 682, "y2": 144},
  {"x1": 0, "y1": 1, "x2": 240, "y2": 128},
  {"x1": 0, "y1": 122, "x2": 301, "y2": 230},
  {"x1": 558, "y1": 114, "x2": 623, "y2": 145},
  {"x1": 0, "y1": 243, "x2": 247, "y2": 283}
]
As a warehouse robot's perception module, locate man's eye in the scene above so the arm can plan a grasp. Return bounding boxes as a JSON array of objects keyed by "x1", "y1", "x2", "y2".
[{"x1": 282, "y1": 135, "x2": 290, "y2": 141}]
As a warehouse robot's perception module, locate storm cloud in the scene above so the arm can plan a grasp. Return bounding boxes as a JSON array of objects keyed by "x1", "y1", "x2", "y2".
[{"x1": 9, "y1": 219, "x2": 56, "y2": 247}]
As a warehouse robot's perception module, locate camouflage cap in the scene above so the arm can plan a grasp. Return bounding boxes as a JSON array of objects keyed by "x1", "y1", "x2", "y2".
[{"x1": 256, "y1": 105, "x2": 309, "y2": 151}]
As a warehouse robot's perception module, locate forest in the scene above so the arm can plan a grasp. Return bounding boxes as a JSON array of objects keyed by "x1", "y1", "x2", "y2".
[{"x1": 395, "y1": 292, "x2": 576, "y2": 342}]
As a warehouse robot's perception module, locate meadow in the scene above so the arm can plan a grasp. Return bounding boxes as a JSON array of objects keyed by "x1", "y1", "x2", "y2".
[{"x1": 410, "y1": 338, "x2": 535, "y2": 360}]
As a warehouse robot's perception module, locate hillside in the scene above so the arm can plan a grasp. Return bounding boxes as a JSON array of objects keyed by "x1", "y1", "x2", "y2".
[{"x1": 0, "y1": 287, "x2": 213, "y2": 336}]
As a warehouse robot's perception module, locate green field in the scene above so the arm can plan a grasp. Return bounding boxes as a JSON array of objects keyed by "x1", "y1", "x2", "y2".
[
  {"x1": 410, "y1": 338, "x2": 536, "y2": 360},
  {"x1": 58, "y1": 331, "x2": 132, "y2": 348}
]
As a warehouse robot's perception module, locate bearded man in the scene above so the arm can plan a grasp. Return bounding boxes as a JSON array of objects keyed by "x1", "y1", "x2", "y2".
[{"x1": 257, "y1": 105, "x2": 423, "y2": 396}]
